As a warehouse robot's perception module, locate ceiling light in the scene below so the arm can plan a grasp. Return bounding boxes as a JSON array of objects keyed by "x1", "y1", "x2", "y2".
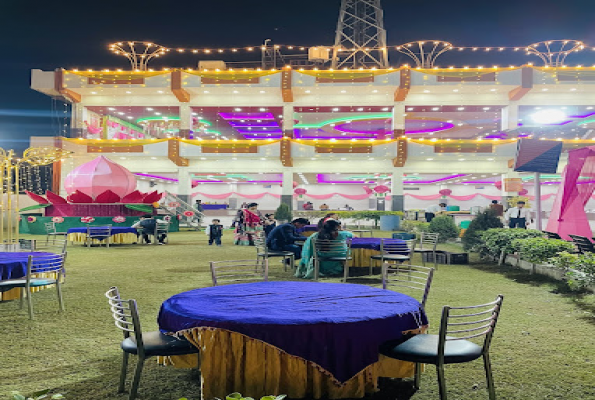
[
  {"x1": 126, "y1": 91, "x2": 132, "y2": 94},
  {"x1": 531, "y1": 109, "x2": 566, "y2": 124},
  {"x1": 305, "y1": 90, "x2": 311, "y2": 93},
  {"x1": 117, "y1": 112, "x2": 125, "y2": 115},
  {"x1": 155, "y1": 112, "x2": 161, "y2": 115},
  {"x1": 235, "y1": 108, "x2": 242, "y2": 111},
  {"x1": 108, "y1": 107, "x2": 116, "y2": 111},
  {"x1": 453, "y1": 89, "x2": 459, "y2": 92},
  {"x1": 91, "y1": 91, "x2": 97, "y2": 94},
  {"x1": 483, "y1": 107, "x2": 491, "y2": 110},
  {"x1": 146, "y1": 107, "x2": 153, "y2": 111},
  {"x1": 260, "y1": 90, "x2": 265, "y2": 94},
  {"x1": 233, "y1": 90, "x2": 239, "y2": 94},
  {"x1": 490, "y1": 88, "x2": 497, "y2": 92},
  {"x1": 340, "y1": 90, "x2": 346, "y2": 93},
  {"x1": 423, "y1": 90, "x2": 430, "y2": 93},
  {"x1": 157, "y1": 90, "x2": 163, "y2": 94},
  {"x1": 333, "y1": 107, "x2": 339, "y2": 111},
  {"x1": 382, "y1": 107, "x2": 389, "y2": 111},
  {"x1": 372, "y1": 90, "x2": 378, "y2": 93},
  {"x1": 203, "y1": 90, "x2": 210, "y2": 94},
  {"x1": 432, "y1": 107, "x2": 439, "y2": 111},
  {"x1": 457, "y1": 107, "x2": 465, "y2": 111},
  {"x1": 126, "y1": 116, "x2": 133, "y2": 119},
  {"x1": 542, "y1": 88, "x2": 548, "y2": 91},
  {"x1": 426, "y1": 158, "x2": 434, "y2": 161}
]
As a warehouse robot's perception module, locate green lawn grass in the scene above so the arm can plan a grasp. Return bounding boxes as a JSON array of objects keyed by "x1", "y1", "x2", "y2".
[{"x1": 1, "y1": 231, "x2": 594, "y2": 400}]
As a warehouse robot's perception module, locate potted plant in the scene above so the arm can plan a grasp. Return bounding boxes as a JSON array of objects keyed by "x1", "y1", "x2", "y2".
[{"x1": 274, "y1": 203, "x2": 292, "y2": 223}]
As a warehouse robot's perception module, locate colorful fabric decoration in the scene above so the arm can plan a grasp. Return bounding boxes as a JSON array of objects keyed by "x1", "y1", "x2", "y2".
[
  {"x1": 46, "y1": 190, "x2": 68, "y2": 204},
  {"x1": 25, "y1": 191, "x2": 49, "y2": 204},
  {"x1": 518, "y1": 189, "x2": 529, "y2": 196},
  {"x1": 64, "y1": 156, "x2": 137, "y2": 198},
  {"x1": 51, "y1": 217, "x2": 64, "y2": 223},
  {"x1": 95, "y1": 190, "x2": 122, "y2": 204},
  {"x1": 439, "y1": 189, "x2": 452, "y2": 196},
  {"x1": 183, "y1": 211, "x2": 194, "y2": 217},
  {"x1": 81, "y1": 217, "x2": 95, "y2": 224},
  {"x1": 373, "y1": 185, "x2": 390, "y2": 194},
  {"x1": 67, "y1": 190, "x2": 94, "y2": 203},
  {"x1": 27, "y1": 216, "x2": 36, "y2": 223},
  {"x1": 112, "y1": 216, "x2": 126, "y2": 223}
]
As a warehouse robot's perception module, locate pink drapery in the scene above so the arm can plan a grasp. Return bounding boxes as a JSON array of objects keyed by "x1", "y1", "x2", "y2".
[
  {"x1": 547, "y1": 147, "x2": 595, "y2": 240},
  {"x1": 192, "y1": 192, "x2": 281, "y2": 200},
  {"x1": 305, "y1": 193, "x2": 372, "y2": 200}
]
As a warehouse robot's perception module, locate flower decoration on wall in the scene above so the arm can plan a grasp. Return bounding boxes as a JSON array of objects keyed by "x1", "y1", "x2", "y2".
[
  {"x1": 294, "y1": 188, "x2": 307, "y2": 198},
  {"x1": 163, "y1": 215, "x2": 172, "y2": 222},
  {"x1": 51, "y1": 217, "x2": 64, "y2": 224},
  {"x1": 112, "y1": 216, "x2": 126, "y2": 223},
  {"x1": 439, "y1": 189, "x2": 452, "y2": 196},
  {"x1": 81, "y1": 216, "x2": 95, "y2": 224},
  {"x1": 177, "y1": 214, "x2": 183, "y2": 220},
  {"x1": 27, "y1": 216, "x2": 36, "y2": 223},
  {"x1": 363, "y1": 186, "x2": 374, "y2": 195},
  {"x1": 183, "y1": 210, "x2": 195, "y2": 217},
  {"x1": 373, "y1": 185, "x2": 390, "y2": 196},
  {"x1": 518, "y1": 189, "x2": 529, "y2": 196},
  {"x1": 494, "y1": 181, "x2": 503, "y2": 190},
  {"x1": 293, "y1": 181, "x2": 298, "y2": 189},
  {"x1": 168, "y1": 202, "x2": 180, "y2": 208}
]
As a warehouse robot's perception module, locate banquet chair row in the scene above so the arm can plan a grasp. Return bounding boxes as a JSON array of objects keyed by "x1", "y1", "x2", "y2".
[
  {"x1": 380, "y1": 294, "x2": 504, "y2": 400},
  {"x1": 210, "y1": 259, "x2": 269, "y2": 286},
  {"x1": 0, "y1": 253, "x2": 66, "y2": 319},
  {"x1": 105, "y1": 287, "x2": 199, "y2": 400},
  {"x1": 254, "y1": 233, "x2": 294, "y2": 271}
]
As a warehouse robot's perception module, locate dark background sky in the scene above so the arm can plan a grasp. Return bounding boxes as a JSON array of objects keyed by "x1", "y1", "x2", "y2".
[{"x1": 1, "y1": 0, "x2": 595, "y2": 152}]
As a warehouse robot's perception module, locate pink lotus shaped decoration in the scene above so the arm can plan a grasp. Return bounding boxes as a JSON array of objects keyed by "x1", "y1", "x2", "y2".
[
  {"x1": 64, "y1": 156, "x2": 136, "y2": 198},
  {"x1": 363, "y1": 186, "x2": 374, "y2": 195},
  {"x1": 439, "y1": 189, "x2": 452, "y2": 196},
  {"x1": 373, "y1": 185, "x2": 390, "y2": 194},
  {"x1": 494, "y1": 181, "x2": 503, "y2": 190},
  {"x1": 26, "y1": 156, "x2": 162, "y2": 205},
  {"x1": 518, "y1": 189, "x2": 529, "y2": 196}
]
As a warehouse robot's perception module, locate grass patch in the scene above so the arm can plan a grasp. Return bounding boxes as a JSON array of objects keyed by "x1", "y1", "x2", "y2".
[{"x1": 1, "y1": 231, "x2": 594, "y2": 400}]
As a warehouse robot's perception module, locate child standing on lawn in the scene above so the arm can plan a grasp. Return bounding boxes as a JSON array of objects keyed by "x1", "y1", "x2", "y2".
[{"x1": 208, "y1": 219, "x2": 223, "y2": 246}]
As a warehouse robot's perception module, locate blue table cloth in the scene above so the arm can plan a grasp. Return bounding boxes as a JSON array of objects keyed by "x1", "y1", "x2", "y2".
[
  {"x1": 0, "y1": 252, "x2": 55, "y2": 282},
  {"x1": 350, "y1": 237, "x2": 407, "y2": 252},
  {"x1": 66, "y1": 227, "x2": 137, "y2": 235},
  {"x1": 158, "y1": 281, "x2": 428, "y2": 382}
]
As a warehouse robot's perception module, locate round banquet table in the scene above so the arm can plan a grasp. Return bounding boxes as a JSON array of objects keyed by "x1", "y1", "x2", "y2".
[
  {"x1": 0, "y1": 252, "x2": 57, "y2": 301},
  {"x1": 66, "y1": 226, "x2": 138, "y2": 245},
  {"x1": 158, "y1": 281, "x2": 428, "y2": 399}
]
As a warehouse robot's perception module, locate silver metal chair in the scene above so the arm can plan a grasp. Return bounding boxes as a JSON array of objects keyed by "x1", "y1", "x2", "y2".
[
  {"x1": 414, "y1": 233, "x2": 440, "y2": 268},
  {"x1": 0, "y1": 253, "x2": 66, "y2": 319},
  {"x1": 210, "y1": 259, "x2": 269, "y2": 286},
  {"x1": 370, "y1": 238, "x2": 416, "y2": 275},
  {"x1": 105, "y1": 287, "x2": 199, "y2": 400},
  {"x1": 18, "y1": 238, "x2": 37, "y2": 251},
  {"x1": 35, "y1": 238, "x2": 67, "y2": 254},
  {"x1": 380, "y1": 295, "x2": 504, "y2": 400},
  {"x1": 254, "y1": 234, "x2": 294, "y2": 271},
  {"x1": 85, "y1": 225, "x2": 112, "y2": 248},
  {"x1": 382, "y1": 263, "x2": 434, "y2": 309},
  {"x1": 313, "y1": 238, "x2": 353, "y2": 282},
  {"x1": 44, "y1": 222, "x2": 67, "y2": 244},
  {"x1": 154, "y1": 222, "x2": 170, "y2": 245}
]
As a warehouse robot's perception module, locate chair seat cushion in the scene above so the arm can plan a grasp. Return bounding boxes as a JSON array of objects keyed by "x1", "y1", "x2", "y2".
[
  {"x1": 371, "y1": 254, "x2": 410, "y2": 260},
  {"x1": 380, "y1": 334, "x2": 483, "y2": 365},
  {"x1": 121, "y1": 331, "x2": 199, "y2": 357},
  {"x1": 413, "y1": 249, "x2": 433, "y2": 253},
  {"x1": 320, "y1": 256, "x2": 352, "y2": 261},
  {"x1": 0, "y1": 278, "x2": 57, "y2": 288}
]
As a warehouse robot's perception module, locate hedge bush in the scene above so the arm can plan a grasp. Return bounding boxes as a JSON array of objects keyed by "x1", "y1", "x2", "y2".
[
  {"x1": 274, "y1": 203, "x2": 292, "y2": 222},
  {"x1": 401, "y1": 220, "x2": 430, "y2": 235},
  {"x1": 549, "y1": 251, "x2": 595, "y2": 290},
  {"x1": 479, "y1": 228, "x2": 544, "y2": 258},
  {"x1": 511, "y1": 237, "x2": 575, "y2": 264},
  {"x1": 462, "y1": 209, "x2": 504, "y2": 251},
  {"x1": 429, "y1": 215, "x2": 459, "y2": 242}
]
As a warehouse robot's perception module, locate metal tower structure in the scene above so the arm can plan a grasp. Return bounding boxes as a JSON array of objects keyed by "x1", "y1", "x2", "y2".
[{"x1": 331, "y1": 0, "x2": 389, "y2": 69}]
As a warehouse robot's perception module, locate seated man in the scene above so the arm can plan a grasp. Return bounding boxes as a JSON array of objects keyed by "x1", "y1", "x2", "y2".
[
  {"x1": 266, "y1": 217, "x2": 310, "y2": 260},
  {"x1": 132, "y1": 214, "x2": 167, "y2": 244}
]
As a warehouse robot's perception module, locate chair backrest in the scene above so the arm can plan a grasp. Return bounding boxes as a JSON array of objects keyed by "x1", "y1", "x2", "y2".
[
  {"x1": 437, "y1": 295, "x2": 504, "y2": 361},
  {"x1": 543, "y1": 231, "x2": 562, "y2": 240},
  {"x1": 380, "y1": 238, "x2": 415, "y2": 255},
  {"x1": 35, "y1": 238, "x2": 67, "y2": 254},
  {"x1": 87, "y1": 225, "x2": 112, "y2": 238},
  {"x1": 26, "y1": 253, "x2": 66, "y2": 284},
  {"x1": 419, "y1": 233, "x2": 439, "y2": 250},
  {"x1": 18, "y1": 239, "x2": 36, "y2": 251},
  {"x1": 313, "y1": 238, "x2": 352, "y2": 260},
  {"x1": 568, "y1": 234, "x2": 595, "y2": 253},
  {"x1": 104, "y1": 287, "x2": 145, "y2": 356},
  {"x1": 155, "y1": 222, "x2": 169, "y2": 234},
  {"x1": 253, "y1": 233, "x2": 268, "y2": 255},
  {"x1": 210, "y1": 259, "x2": 269, "y2": 286},
  {"x1": 382, "y1": 263, "x2": 434, "y2": 308},
  {"x1": 44, "y1": 222, "x2": 56, "y2": 234}
]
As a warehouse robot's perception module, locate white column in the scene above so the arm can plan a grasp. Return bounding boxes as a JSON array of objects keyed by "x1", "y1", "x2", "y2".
[
  {"x1": 391, "y1": 169, "x2": 404, "y2": 211},
  {"x1": 392, "y1": 103, "x2": 406, "y2": 133},
  {"x1": 176, "y1": 167, "x2": 192, "y2": 203},
  {"x1": 535, "y1": 173, "x2": 542, "y2": 230},
  {"x1": 501, "y1": 103, "x2": 519, "y2": 131},
  {"x1": 281, "y1": 169, "x2": 294, "y2": 210}
]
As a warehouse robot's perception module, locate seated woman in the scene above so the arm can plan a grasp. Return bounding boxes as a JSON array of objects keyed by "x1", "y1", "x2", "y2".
[
  {"x1": 316, "y1": 212, "x2": 340, "y2": 231},
  {"x1": 295, "y1": 219, "x2": 354, "y2": 279}
]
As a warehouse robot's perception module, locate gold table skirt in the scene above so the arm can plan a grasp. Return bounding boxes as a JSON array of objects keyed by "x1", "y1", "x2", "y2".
[
  {"x1": 0, "y1": 272, "x2": 60, "y2": 301},
  {"x1": 162, "y1": 328, "x2": 418, "y2": 399},
  {"x1": 67, "y1": 232, "x2": 138, "y2": 245},
  {"x1": 349, "y1": 248, "x2": 382, "y2": 268}
]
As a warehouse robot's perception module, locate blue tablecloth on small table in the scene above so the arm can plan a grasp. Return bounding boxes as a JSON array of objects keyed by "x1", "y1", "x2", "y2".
[
  {"x1": 66, "y1": 227, "x2": 137, "y2": 235},
  {"x1": 202, "y1": 204, "x2": 228, "y2": 210},
  {"x1": 350, "y1": 237, "x2": 407, "y2": 252},
  {"x1": 158, "y1": 281, "x2": 427, "y2": 383}
]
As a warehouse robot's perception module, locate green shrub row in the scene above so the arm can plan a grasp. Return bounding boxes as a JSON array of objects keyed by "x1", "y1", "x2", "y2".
[
  {"x1": 462, "y1": 209, "x2": 504, "y2": 251},
  {"x1": 549, "y1": 251, "x2": 595, "y2": 290},
  {"x1": 511, "y1": 237, "x2": 575, "y2": 264},
  {"x1": 478, "y1": 228, "x2": 544, "y2": 258},
  {"x1": 292, "y1": 210, "x2": 404, "y2": 227},
  {"x1": 428, "y1": 215, "x2": 459, "y2": 242},
  {"x1": 400, "y1": 220, "x2": 430, "y2": 234}
]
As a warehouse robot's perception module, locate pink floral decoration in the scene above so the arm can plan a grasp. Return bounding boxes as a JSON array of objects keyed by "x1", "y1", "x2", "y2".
[
  {"x1": 163, "y1": 216, "x2": 172, "y2": 222},
  {"x1": 518, "y1": 189, "x2": 529, "y2": 196},
  {"x1": 168, "y1": 202, "x2": 181, "y2": 208},
  {"x1": 112, "y1": 216, "x2": 126, "y2": 223},
  {"x1": 52, "y1": 217, "x2": 64, "y2": 224},
  {"x1": 177, "y1": 215, "x2": 183, "y2": 220},
  {"x1": 293, "y1": 181, "x2": 298, "y2": 189},
  {"x1": 294, "y1": 188, "x2": 307, "y2": 195},
  {"x1": 439, "y1": 189, "x2": 452, "y2": 196},
  {"x1": 183, "y1": 210, "x2": 194, "y2": 217},
  {"x1": 494, "y1": 181, "x2": 503, "y2": 190},
  {"x1": 373, "y1": 185, "x2": 390, "y2": 194},
  {"x1": 64, "y1": 156, "x2": 137, "y2": 198},
  {"x1": 363, "y1": 186, "x2": 374, "y2": 195},
  {"x1": 27, "y1": 216, "x2": 36, "y2": 223},
  {"x1": 81, "y1": 217, "x2": 95, "y2": 224}
]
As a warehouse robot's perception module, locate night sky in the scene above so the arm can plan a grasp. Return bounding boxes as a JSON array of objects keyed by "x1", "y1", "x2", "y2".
[{"x1": 1, "y1": 0, "x2": 595, "y2": 152}]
